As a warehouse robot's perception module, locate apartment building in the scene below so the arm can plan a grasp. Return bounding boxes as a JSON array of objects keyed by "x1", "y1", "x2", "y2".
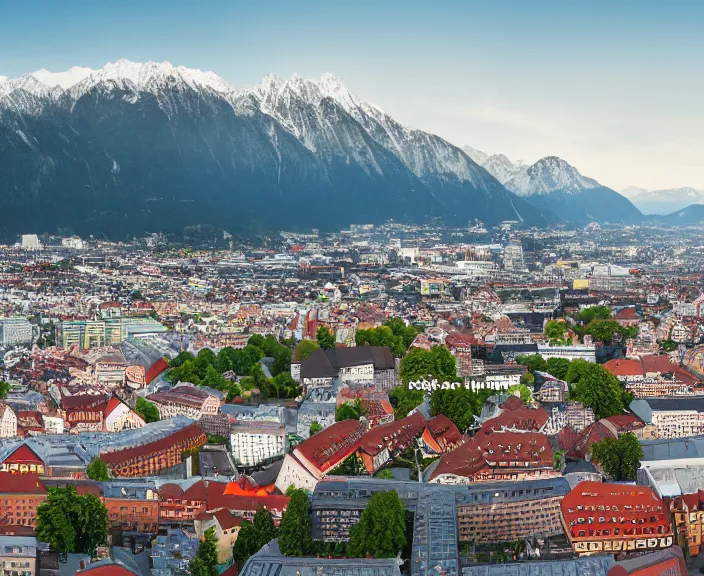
[
  {"x1": 0, "y1": 319, "x2": 32, "y2": 347},
  {"x1": 630, "y1": 397, "x2": 704, "y2": 439},
  {"x1": 146, "y1": 384, "x2": 221, "y2": 420},
  {"x1": 561, "y1": 481, "x2": 673, "y2": 556},
  {"x1": 0, "y1": 536, "x2": 37, "y2": 576},
  {"x1": 230, "y1": 420, "x2": 286, "y2": 467},
  {"x1": 456, "y1": 477, "x2": 571, "y2": 543},
  {"x1": 0, "y1": 404, "x2": 17, "y2": 438}
]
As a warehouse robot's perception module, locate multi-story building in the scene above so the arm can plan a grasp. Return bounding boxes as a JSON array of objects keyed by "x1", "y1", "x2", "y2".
[
  {"x1": 445, "y1": 333, "x2": 474, "y2": 377},
  {"x1": 102, "y1": 481, "x2": 160, "y2": 533},
  {"x1": 358, "y1": 412, "x2": 426, "y2": 474},
  {"x1": 0, "y1": 319, "x2": 33, "y2": 347},
  {"x1": 0, "y1": 536, "x2": 37, "y2": 576},
  {"x1": 0, "y1": 474, "x2": 46, "y2": 529},
  {"x1": 428, "y1": 430, "x2": 557, "y2": 484},
  {"x1": 98, "y1": 416, "x2": 206, "y2": 477},
  {"x1": 456, "y1": 477, "x2": 571, "y2": 544},
  {"x1": 56, "y1": 318, "x2": 167, "y2": 350},
  {"x1": 230, "y1": 420, "x2": 286, "y2": 467},
  {"x1": 537, "y1": 344, "x2": 596, "y2": 363},
  {"x1": 0, "y1": 404, "x2": 17, "y2": 438},
  {"x1": 671, "y1": 491, "x2": 704, "y2": 558},
  {"x1": 630, "y1": 397, "x2": 704, "y2": 439},
  {"x1": 276, "y1": 419, "x2": 366, "y2": 492},
  {"x1": 146, "y1": 383, "x2": 221, "y2": 420},
  {"x1": 560, "y1": 481, "x2": 673, "y2": 556},
  {"x1": 299, "y1": 347, "x2": 396, "y2": 391}
]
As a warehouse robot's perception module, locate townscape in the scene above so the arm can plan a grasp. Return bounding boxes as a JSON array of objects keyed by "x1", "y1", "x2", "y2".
[{"x1": 0, "y1": 221, "x2": 702, "y2": 576}]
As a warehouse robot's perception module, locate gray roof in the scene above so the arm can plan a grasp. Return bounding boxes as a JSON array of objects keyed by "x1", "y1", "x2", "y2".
[
  {"x1": 240, "y1": 540, "x2": 402, "y2": 576},
  {"x1": 640, "y1": 436, "x2": 704, "y2": 462},
  {"x1": 629, "y1": 399, "x2": 652, "y2": 424},
  {"x1": 301, "y1": 346, "x2": 394, "y2": 380},
  {"x1": 461, "y1": 556, "x2": 614, "y2": 576},
  {"x1": 646, "y1": 397, "x2": 704, "y2": 413}
]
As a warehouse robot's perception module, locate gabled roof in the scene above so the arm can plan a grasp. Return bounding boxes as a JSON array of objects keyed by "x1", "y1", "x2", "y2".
[
  {"x1": 300, "y1": 346, "x2": 394, "y2": 380},
  {"x1": 145, "y1": 357, "x2": 170, "y2": 384},
  {"x1": 359, "y1": 412, "x2": 426, "y2": 457},
  {"x1": 294, "y1": 419, "x2": 365, "y2": 473},
  {"x1": 430, "y1": 429, "x2": 553, "y2": 481}
]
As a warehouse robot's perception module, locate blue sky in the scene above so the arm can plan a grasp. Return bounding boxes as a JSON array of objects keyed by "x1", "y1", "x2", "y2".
[{"x1": 1, "y1": 0, "x2": 703, "y2": 190}]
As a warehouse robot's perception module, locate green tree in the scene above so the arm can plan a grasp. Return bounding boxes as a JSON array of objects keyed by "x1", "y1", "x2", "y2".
[
  {"x1": 216, "y1": 346, "x2": 239, "y2": 372},
  {"x1": 269, "y1": 372, "x2": 302, "y2": 399},
  {"x1": 253, "y1": 507, "x2": 278, "y2": 548},
  {"x1": 399, "y1": 345, "x2": 457, "y2": 385},
  {"x1": 515, "y1": 354, "x2": 547, "y2": 373},
  {"x1": 591, "y1": 432, "x2": 643, "y2": 481},
  {"x1": 577, "y1": 305, "x2": 612, "y2": 324},
  {"x1": 278, "y1": 489, "x2": 313, "y2": 557},
  {"x1": 189, "y1": 526, "x2": 219, "y2": 576},
  {"x1": 546, "y1": 357, "x2": 571, "y2": 380},
  {"x1": 565, "y1": 358, "x2": 592, "y2": 384},
  {"x1": 170, "y1": 351, "x2": 195, "y2": 367},
  {"x1": 507, "y1": 384, "x2": 533, "y2": 404},
  {"x1": 545, "y1": 320, "x2": 570, "y2": 345},
  {"x1": 658, "y1": 339, "x2": 678, "y2": 352},
  {"x1": 0, "y1": 381, "x2": 10, "y2": 398},
  {"x1": 232, "y1": 520, "x2": 259, "y2": 567},
  {"x1": 622, "y1": 326, "x2": 639, "y2": 340},
  {"x1": 316, "y1": 326, "x2": 336, "y2": 349},
  {"x1": 389, "y1": 386, "x2": 425, "y2": 419},
  {"x1": 348, "y1": 491, "x2": 406, "y2": 558},
  {"x1": 309, "y1": 421, "x2": 323, "y2": 436},
  {"x1": 571, "y1": 363, "x2": 625, "y2": 419},
  {"x1": 430, "y1": 387, "x2": 493, "y2": 431},
  {"x1": 36, "y1": 487, "x2": 108, "y2": 554},
  {"x1": 375, "y1": 468, "x2": 394, "y2": 479},
  {"x1": 585, "y1": 319, "x2": 624, "y2": 344},
  {"x1": 85, "y1": 457, "x2": 109, "y2": 481},
  {"x1": 336, "y1": 402, "x2": 362, "y2": 422},
  {"x1": 293, "y1": 339, "x2": 320, "y2": 362},
  {"x1": 136, "y1": 397, "x2": 160, "y2": 423}
]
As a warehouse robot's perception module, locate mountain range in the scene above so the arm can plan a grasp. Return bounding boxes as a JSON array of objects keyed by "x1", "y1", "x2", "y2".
[
  {"x1": 620, "y1": 186, "x2": 704, "y2": 215},
  {"x1": 0, "y1": 60, "x2": 553, "y2": 241},
  {"x1": 2, "y1": 59, "x2": 696, "y2": 240},
  {"x1": 463, "y1": 149, "x2": 642, "y2": 226}
]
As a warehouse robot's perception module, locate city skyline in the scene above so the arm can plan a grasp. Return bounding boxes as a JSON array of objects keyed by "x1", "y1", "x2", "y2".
[{"x1": 2, "y1": 0, "x2": 703, "y2": 192}]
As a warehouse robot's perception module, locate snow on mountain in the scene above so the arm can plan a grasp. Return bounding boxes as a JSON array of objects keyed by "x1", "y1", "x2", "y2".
[
  {"x1": 0, "y1": 76, "x2": 7, "y2": 85},
  {"x1": 31, "y1": 66, "x2": 93, "y2": 89},
  {"x1": 620, "y1": 185, "x2": 647, "y2": 198},
  {"x1": 505, "y1": 156, "x2": 600, "y2": 196},
  {"x1": 481, "y1": 154, "x2": 525, "y2": 184},
  {"x1": 622, "y1": 186, "x2": 704, "y2": 215},
  {"x1": 462, "y1": 145, "x2": 489, "y2": 165},
  {"x1": 67, "y1": 59, "x2": 240, "y2": 101}
]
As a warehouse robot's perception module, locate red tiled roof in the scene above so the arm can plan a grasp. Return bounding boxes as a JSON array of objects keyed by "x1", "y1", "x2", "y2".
[
  {"x1": 294, "y1": 420, "x2": 365, "y2": 474},
  {"x1": 426, "y1": 414, "x2": 461, "y2": 445},
  {"x1": 3, "y1": 444, "x2": 44, "y2": 466},
  {"x1": 603, "y1": 358, "x2": 644, "y2": 377},
  {"x1": 145, "y1": 357, "x2": 170, "y2": 384},
  {"x1": 0, "y1": 473, "x2": 46, "y2": 494},
  {"x1": 561, "y1": 481, "x2": 671, "y2": 541},
  {"x1": 205, "y1": 480, "x2": 289, "y2": 513},
  {"x1": 78, "y1": 562, "x2": 137, "y2": 576},
  {"x1": 430, "y1": 429, "x2": 553, "y2": 481},
  {"x1": 615, "y1": 308, "x2": 638, "y2": 320},
  {"x1": 214, "y1": 508, "x2": 243, "y2": 530},
  {"x1": 100, "y1": 422, "x2": 205, "y2": 465},
  {"x1": 359, "y1": 411, "x2": 426, "y2": 456},
  {"x1": 641, "y1": 355, "x2": 676, "y2": 375},
  {"x1": 62, "y1": 394, "x2": 109, "y2": 410},
  {"x1": 481, "y1": 401, "x2": 549, "y2": 432}
]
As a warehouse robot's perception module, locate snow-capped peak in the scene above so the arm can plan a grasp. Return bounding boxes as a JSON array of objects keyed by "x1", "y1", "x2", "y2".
[
  {"x1": 505, "y1": 156, "x2": 600, "y2": 196},
  {"x1": 462, "y1": 145, "x2": 489, "y2": 165},
  {"x1": 68, "y1": 59, "x2": 239, "y2": 99},
  {"x1": 0, "y1": 76, "x2": 8, "y2": 85},
  {"x1": 31, "y1": 66, "x2": 93, "y2": 89}
]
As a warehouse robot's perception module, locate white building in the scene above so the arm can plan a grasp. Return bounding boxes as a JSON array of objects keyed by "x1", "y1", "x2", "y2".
[
  {"x1": 61, "y1": 236, "x2": 85, "y2": 250},
  {"x1": 21, "y1": 234, "x2": 41, "y2": 250},
  {"x1": 537, "y1": 344, "x2": 596, "y2": 363},
  {"x1": 0, "y1": 318, "x2": 33, "y2": 347},
  {"x1": 230, "y1": 421, "x2": 286, "y2": 467},
  {"x1": 0, "y1": 403, "x2": 16, "y2": 437}
]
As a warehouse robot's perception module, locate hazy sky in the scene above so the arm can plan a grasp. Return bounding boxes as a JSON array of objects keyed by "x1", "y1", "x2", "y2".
[{"x1": 1, "y1": 0, "x2": 703, "y2": 191}]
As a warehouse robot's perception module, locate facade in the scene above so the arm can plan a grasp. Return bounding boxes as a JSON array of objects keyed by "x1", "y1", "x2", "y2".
[
  {"x1": 0, "y1": 319, "x2": 33, "y2": 347},
  {"x1": 0, "y1": 536, "x2": 37, "y2": 576},
  {"x1": 56, "y1": 318, "x2": 167, "y2": 350},
  {"x1": 99, "y1": 417, "x2": 207, "y2": 477},
  {"x1": 537, "y1": 344, "x2": 596, "y2": 362},
  {"x1": 560, "y1": 481, "x2": 673, "y2": 556},
  {"x1": 0, "y1": 474, "x2": 46, "y2": 529},
  {"x1": 300, "y1": 347, "x2": 396, "y2": 391},
  {"x1": 456, "y1": 477, "x2": 571, "y2": 544},
  {"x1": 0, "y1": 404, "x2": 17, "y2": 438},
  {"x1": 671, "y1": 491, "x2": 704, "y2": 557},
  {"x1": 146, "y1": 384, "x2": 221, "y2": 420},
  {"x1": 275, "y1": 419, "x2": 366, "y2": 492},
  {"x1": 102, "y1": 482, "x2": 160, "y2": 533},
  {"x1": 230, "y1": 420, "x2": 286, "y2": 467},
  {"x1": 445, "y1": 333, "x2": 474, "y2": 377}
]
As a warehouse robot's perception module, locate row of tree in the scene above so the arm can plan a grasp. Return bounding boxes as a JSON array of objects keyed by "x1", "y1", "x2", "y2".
[{"x1": 516, "y1": 355, "x2": 633, "y2": 419}]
